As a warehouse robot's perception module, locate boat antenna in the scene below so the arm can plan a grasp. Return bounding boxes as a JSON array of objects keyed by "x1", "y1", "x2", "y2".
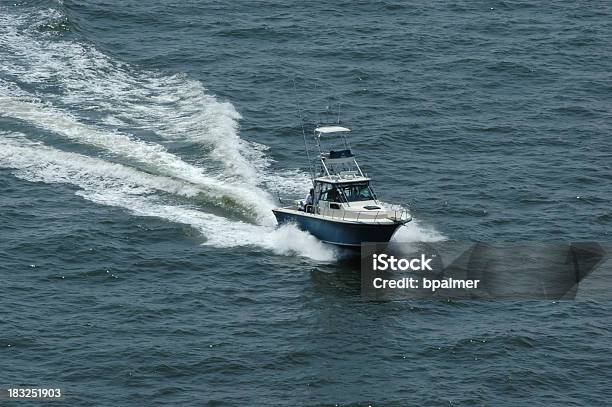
[
  {"x1": 292, "y1": 79, "x2": 315, "y2": 182},
  {"x1": 337, "y1": 101, "x2": 341, "y2": 124}
]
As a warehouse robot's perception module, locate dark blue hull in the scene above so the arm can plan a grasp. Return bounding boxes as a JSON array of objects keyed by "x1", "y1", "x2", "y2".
[{"x1": 273, "y1": 210, "x2": 403, "y2": 247}]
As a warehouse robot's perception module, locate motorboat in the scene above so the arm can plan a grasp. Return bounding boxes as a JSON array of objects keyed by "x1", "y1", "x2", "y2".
[{"x1": 273, "y1": 125, "x2": 411, "y2": 247}]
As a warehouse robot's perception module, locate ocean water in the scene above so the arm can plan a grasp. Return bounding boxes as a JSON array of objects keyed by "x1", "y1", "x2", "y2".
[{"x1": 1, "y1": 0, "x2": 611, "y2": 405}]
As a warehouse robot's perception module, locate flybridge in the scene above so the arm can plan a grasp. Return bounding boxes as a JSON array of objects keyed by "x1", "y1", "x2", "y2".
[{"x1": 312, "y1": 125, "x2": 367, "y2": 182}]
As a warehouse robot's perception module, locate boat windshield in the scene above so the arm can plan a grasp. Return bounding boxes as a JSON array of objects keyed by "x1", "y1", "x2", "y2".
[{"x1": 338, "y1": 183, "x2": 374, "y2": 202}]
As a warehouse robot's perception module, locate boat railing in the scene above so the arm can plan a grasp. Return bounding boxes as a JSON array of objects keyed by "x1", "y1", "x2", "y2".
[{"x1": 316, "y1": 204, "x2": 411, "y2": 224}]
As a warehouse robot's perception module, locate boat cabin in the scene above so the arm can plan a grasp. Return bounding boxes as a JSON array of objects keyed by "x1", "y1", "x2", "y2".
[{"x1": 300, "y1": 126, "x2": 382, "y2": 215}]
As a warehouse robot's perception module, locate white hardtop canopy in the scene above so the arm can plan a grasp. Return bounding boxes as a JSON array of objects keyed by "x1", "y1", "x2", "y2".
[
  {"x1": 315, "y1": 126, "x2": 351, "y2": 134},
  {"x1": 314, "y1": 175, "x2": 370, "y2": 184}
]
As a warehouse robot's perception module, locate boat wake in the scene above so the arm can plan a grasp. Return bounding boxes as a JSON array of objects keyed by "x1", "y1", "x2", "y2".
[
  {"x1": 0, "y1": 133, "x2": 337, "y2": 261},
  {"x1": 0, "y1": 4, "x2": 444, "y2": 261}
]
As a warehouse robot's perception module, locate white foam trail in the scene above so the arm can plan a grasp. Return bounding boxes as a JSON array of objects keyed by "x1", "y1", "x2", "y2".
[
  {"x1": 0, "y1": 134, "x2": 201, "y2": 198},
  {"x1": 0, "y1": 4, "x2": 308, "y2": 219},
  {"x1": 0, "y1": 135, "x2": 336, "y2": 262},
  {"x1": 87, "y1": 196, "x2": 336, "y2": 262},
  {"x1": 0, "y1": 6, "x2": 303, "y2": 192},
  {"x1": 0, "y1": 85, "x2": 276, "y2": 224}
]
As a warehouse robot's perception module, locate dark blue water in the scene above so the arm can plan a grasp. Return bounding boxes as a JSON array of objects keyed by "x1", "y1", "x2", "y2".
[{"x1": 1, "y1": 1, "x2": 611, "y2": 405}]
